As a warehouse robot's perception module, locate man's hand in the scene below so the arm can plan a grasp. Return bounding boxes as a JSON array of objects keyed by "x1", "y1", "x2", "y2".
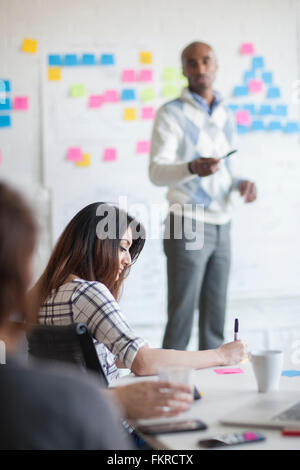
[
  {"x1": 111, "y1": 381, "x2": 193, "y2": 419},
  {"x1": 189, "y1": 157, "x2": 220, "y2": 177},
  {"x1": 239, "y1": 180, "x2": 257, "y2": 203}
]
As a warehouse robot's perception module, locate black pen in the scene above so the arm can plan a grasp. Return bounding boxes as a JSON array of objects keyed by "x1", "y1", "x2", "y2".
[
  {"x1": 220, "y1": 149, "x2": 238, "y2": 160},
  {"x1": 234, "y1": 318, "x2": 239, "y2": 341}
]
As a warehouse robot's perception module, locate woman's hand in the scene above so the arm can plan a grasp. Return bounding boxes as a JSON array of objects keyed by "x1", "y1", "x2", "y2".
[
  {"x1": 216, "y1": 340, "x2": 248, "y2": 366},
  {"x1": 111, "y1": 381, "x2": 193, "y2": 419}
]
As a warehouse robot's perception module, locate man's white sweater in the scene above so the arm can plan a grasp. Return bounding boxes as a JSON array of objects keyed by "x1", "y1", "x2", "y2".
[{"x1": 149, "y1": 88, "x2": 241, "y2": 224}]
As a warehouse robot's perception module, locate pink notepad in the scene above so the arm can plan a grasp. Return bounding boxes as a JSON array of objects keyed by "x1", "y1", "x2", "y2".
[{"x1": 214, "y1": 368, "x2": 244, "y2": 375}]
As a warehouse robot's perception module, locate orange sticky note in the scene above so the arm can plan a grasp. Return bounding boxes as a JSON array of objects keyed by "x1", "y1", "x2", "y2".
[
  {"x1": 124, "y1": 108, "x2": 137, "y2": 121},
  {"x1": 22, "y1": 38, "x2": 38, "y2": 54},
  {"x1": 48, "y1": 67, "x2": 61, "y2": 81},
  {"x1": 76, "y1": 153, "x2": 91, "y2": 167},
  {"x1": 140, "y1": 51, "x2": 152, "y2": 64}
]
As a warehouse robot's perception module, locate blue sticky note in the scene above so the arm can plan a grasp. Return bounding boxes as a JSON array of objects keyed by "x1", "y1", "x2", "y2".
[
  {"x1": 267, "y1": 87, "x2": 280, "y2": 99},
  {"x1": 81, "y1": 54, "x2": 96, "y2": 65},
  {"x1": 243, "y1": 104, "x2": 256, "y2": 114},
  {"x1": 273, "y1": 105, "x2": 287, "y2": 116},
  {"x1": 121, "y1": 89, "x2": 136, "y2": 101},
  {"x1": 0, "y1": 80, "x2": 11, "y2": 92},
  {"x1": 233, "y1": 86, "x2": 248, "y2": 97},
  {"x1": 282, "y1": 370, "x2": 300, "y2": 377},
  {"x1": 252, "y1": 56, "x2": 264, "y2": 68},
  {"x1": 284, "y1": 122, "x2": 300, "y2": 133},
  {"x1": 237, "y1": 125, "x2": 249, "y2": 134},
  {"x1": 252, "y1": 120, "x2": 265, "y2": 131},
  {"x1": 262, "y1": 72, "x2": 273, "y2": 84},
  {"x1": 100, "y1": 54, "x2": 115, "y2": 65},
  {"x1": 64, "y1": 54, "x2": 79, "y2": 66},
  {"x1": 243, "y1": 70, "x2": 256, "y2": 83},
  {"x1": 0, "y1": 115, "x2": 11, "y2": 127},
  {"x1": 259, "y1": 104, "x2": 272, "y2": 115},
  {"x1": 0, "y1": 98, "x2": 11, "y2": 110},
  {"x1": 268, "y1": 121, "x2": 282, "y2": 131},
  {"x1": 48, "y1": 54, "x2": 62, "y2": 66},
  {"x1": 227, "y1": 104, "x2": 239, "y2": 112}
]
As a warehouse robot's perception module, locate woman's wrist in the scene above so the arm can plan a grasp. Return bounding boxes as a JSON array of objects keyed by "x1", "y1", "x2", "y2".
[{"x1": 188, "y1": 161, "x2": 196, "y2": 175}]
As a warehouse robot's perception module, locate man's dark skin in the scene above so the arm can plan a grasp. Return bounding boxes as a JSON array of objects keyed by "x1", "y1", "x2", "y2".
[{"x1": 182, "y1": 41, "x2": 257, "y2": 203}]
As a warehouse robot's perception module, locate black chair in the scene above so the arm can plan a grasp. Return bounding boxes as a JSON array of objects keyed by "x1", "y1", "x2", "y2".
[{"x1": 27, "y1": 323, "x2": 108, "y2": 387}]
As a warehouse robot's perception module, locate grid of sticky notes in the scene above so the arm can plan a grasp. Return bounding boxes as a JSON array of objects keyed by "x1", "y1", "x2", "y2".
[
  {"x1": 0, "y1": 79, "x2": 30, "y2": 139},
  {"x1": 228, "y1": 43, "x2": 299, "y2": 134}
]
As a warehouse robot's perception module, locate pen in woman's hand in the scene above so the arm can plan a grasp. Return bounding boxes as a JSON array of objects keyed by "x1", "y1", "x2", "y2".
[{"x1": 234, "y1": 318, "x2": 239, "y2": 341}]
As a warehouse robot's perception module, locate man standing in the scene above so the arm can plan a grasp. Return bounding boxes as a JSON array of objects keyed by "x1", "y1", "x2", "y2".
[{"x1": 149, "y1": 42, "x2": 257, "y2": 351}]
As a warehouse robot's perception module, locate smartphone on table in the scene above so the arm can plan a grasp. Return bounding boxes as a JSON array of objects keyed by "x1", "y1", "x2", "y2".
[
  {"x1": 137, "y1": 419, "x2": 207, "y2": 435},
  {"x1": 198, "y1": 431, "x2": 266, "y2": 448}
]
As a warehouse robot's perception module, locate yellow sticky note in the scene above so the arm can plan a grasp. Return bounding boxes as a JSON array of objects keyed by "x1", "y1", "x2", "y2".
[
  {"x1": 124, "y1": 108, "x2": 137, "y2": 121},
  {"x1": 140, "y1": 51, "x2": 152, "y2": 64},
  {"x1": 22, "y1": 38, "x2": 38, "y2": 54},
  {"x1": 48, "y1": 67, "x2": 61, "y2": 81},
  {"x1": 76, "y1": 153, "x2": 91, "y2": 167}
]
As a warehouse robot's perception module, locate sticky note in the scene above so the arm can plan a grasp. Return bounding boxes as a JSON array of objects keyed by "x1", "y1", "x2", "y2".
[
  {"x1": 88, "y1": 95, "x2": 103, "y2": 108},
  {"x1": 273, "y1": 105, "x2": 287, "y2": 116},
  {"x1": 252, "y1": 120, "x2": 265, "y2": 131},
  {"x1": 139, "y1": 69, "x2": 153, "y2": 82},
  {"x1": 227, "y1": 104, "x2": 239, "y2": 112},
  {"x1": 233, "y1": 86, "x2": 248, "y2": 97},
  {"x1": 262, "y1": 72, "x2": 273, "y2": 84},
  {"x1": 252, "y1": 56, "x2": 264, "y2": 68},
  {"x1": 267, "y1": 87, "x2": 280, "y2": 99},
  {"x1": 236, "y1": 110, "x2": 251, "y2": 126},
  {"x1": 137, "y1": 140, "x2": 151, "y2": 153},
  {"x1": 103, "y1": 148, "x2": 117, "y2": 162},
  {"x1": 67, "y1": 147, "x2": 82, "y2": 162},
  {"x1": 103, "y1": 90, "x2": 119, "y2": 102},
  {"x1": 13, "y1": 96, "x2": 28, "y2": 110},
  {"x1": 0, "y1": 80, "x2": 10, "y2": 92},
  {"x1": 0, "y1": 98, "x2": 11, "y2": 111},
  {"x1": 140, "y1": 51, "x2": 152, "y2": 64},
  {"x1": 48, "y1": 67, "x2": 61, "y2": 81},
  {"x1": 268, "y1": 121, "x2": 282, "y2": 131},
  {"x1": 70, "y1": 84, "x2": 86, "y2": 97},
  {"x1": 243, "y1": 70, "x2": 256, "y2": 83},
  {"x1": 243, "y1": 104, "x2": 256, "y2": 114},
  {"x1": 0, "y1": 115, "x2": 11, "y2": 127},
  {"x1": 237, "y1": 125, "x2": 249, "y2": 134},
  {"x1": 162, "y1": 84, "x2": 180, "y2": 99},
  {"x1": 214, "y1": 368, "x2": 244, "y2": 374},
  {"x1": 141, "y1": 106, "x2": 155, "y2": 119},
  {"x1": 282, "y1": 370, "x2": 300, "y2": 377},
  {"x1": 123, "y1": 108, "x2": 137, "y2": 121},
  {"x1": 64, "y1": 54, "x2": 78, "y2": 66},
  {"x1": 100, "y1": 54, "x2": 115, "y2": 65},
  {"x1": 122, "y1": 70, "x2": 136, "y2": 82},
  {"x1": 121, "y1": 89, "x2": 136, "y2": 101},
  {"x1": 22, "y1": 38, "x2": 38, "y2": 54},
  {"x1": 48, "y1": 55, "x2": 62, "y2": 66},
  {"x1": 162, "y1": 67, "x2": 179, "y2": 81},
  {"x1": 248, "y1": 79, "x2": 263, "y2": 93},
  {"x1": 76, "y1": 153, "x2": 91, "y2": 167},
  {"x1": 240, "y1": 43, "x2": 255, "y2": 55},
  {"x1": 283, "y1": 122, "x2": 300, "y2": 133},
  {"x1": 259, "y1": 104, "x2": 272, "y2": 115},
  {"x1": 81, "y1": 54, "x2": 96, "y2": 65},
  {"x1": 140, "y1": 87, "x2": 156, "y2": 102}
]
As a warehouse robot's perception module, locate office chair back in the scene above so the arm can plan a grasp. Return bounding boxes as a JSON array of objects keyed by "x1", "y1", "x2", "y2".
[{"x1": 27, "y1": 323, "x2": 108, "y2": 387}]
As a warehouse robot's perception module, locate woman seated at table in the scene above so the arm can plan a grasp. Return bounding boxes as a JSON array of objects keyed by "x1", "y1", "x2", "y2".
[{"x1": 34, "y1": 202, "x2": 247, "y2": 382}]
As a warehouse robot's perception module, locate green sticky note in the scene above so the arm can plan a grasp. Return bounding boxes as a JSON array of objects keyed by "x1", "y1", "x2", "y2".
[
  {"x1": 70, "y1": 84, "x2": 87, "y2": 97},
  {"x1": 162, "y1": 84, "x2": 180, "y2": 99},
  {"x1": 162, "y1": 67, "x2": 179, "y2": 81},
  {"x1": 140, "y1": 87, "x2": 156, "y2": 102}
]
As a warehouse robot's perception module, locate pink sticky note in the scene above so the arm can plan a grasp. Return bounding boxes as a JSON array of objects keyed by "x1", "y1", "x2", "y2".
[
  {"x1": 103, "y1": 90, "x2": 119, "y2": 103},
  {"x1": 214, "y1": 368, "x2": 244, "y2": 375},
  {"x1": 139, "y1": 69, "x2": 153, "y2": 82},
  {"x1": 88, "y1": 95, "x2": 103, "y2": 108},
  {"x1": 103, "y1": 148, "x2": 117, "y2": 162},
  {"x1": 248, "y1": 79, "x2": 263, "y2": 93},
  {"x1": 67, "y1": 147, "x2": 83, "y2": 162},
  {"x1": 122, "y1": 69, "x2": 136, "y2": 82},
  {"x1": 236, "y1": 110, "x2": 251, "y2": 126},
  {"x1": 141, "y1": 106, "x2": 155, "y2": 120},
  {"x1": 240, "y1": 43, "x2": 255, "y2": 55},
  {"x1": 13, "y1": 96, "x2": 29, "y2": 110},
  {"x1": 137, "y1": 140, "x2": 151, "y2": 154}
]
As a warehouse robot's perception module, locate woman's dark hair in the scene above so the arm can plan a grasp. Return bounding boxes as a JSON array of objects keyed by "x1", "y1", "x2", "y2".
[
  {"x1": 0, "y1": 182, "x2": 37, "y2": 326},
  {"x1": 38, "y1": 202, "x2": 146, "y2": 305}
]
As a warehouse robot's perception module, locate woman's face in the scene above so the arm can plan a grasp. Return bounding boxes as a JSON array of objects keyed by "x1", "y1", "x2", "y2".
[{"x1": 117, "y1": 226, "x2": 132, "y2": 280}]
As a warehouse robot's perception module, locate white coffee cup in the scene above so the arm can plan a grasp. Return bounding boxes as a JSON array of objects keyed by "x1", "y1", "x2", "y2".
[
  {"x1": 250, "y1": 350, "x2": 283, "y2": 393},
  {"x1": 157, "y1": 366, "x2": 193, "y2": 389}
]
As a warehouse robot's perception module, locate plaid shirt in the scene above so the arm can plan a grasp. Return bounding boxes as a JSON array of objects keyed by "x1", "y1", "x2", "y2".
[{"x1": 39, "y1": 279, "x2": 147, "y2": 383}]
